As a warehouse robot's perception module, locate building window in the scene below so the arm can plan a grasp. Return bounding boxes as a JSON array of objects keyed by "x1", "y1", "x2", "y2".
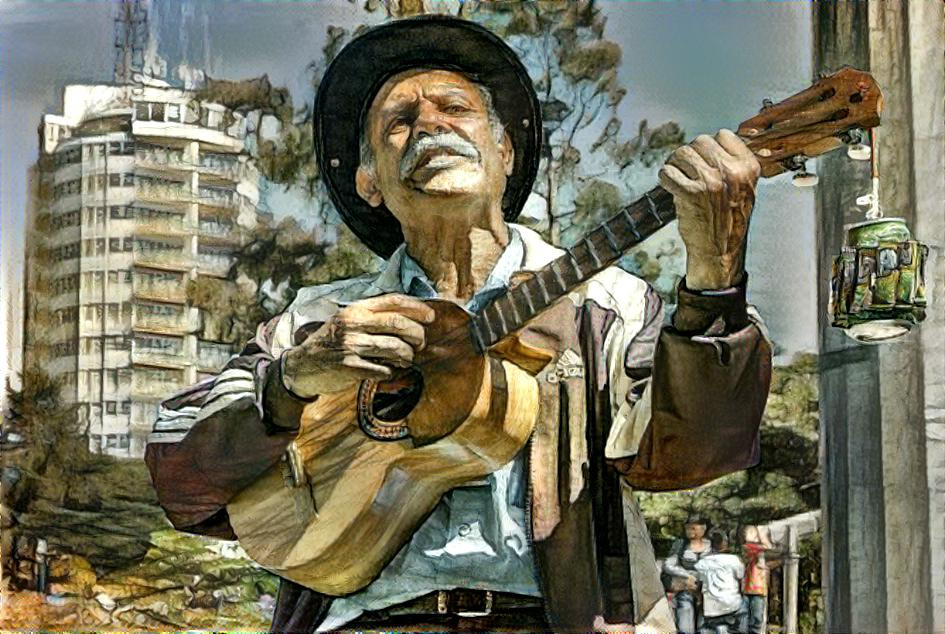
[
  {"x1": 151, "y1": 102, "x2": 165, "y2": 121},
  {"x1": 105, "y1": 401, "x2": 116, "y2": 415},
  {"x1": 166, "y1": 104, "x2": 180, "y2": 122},
  {"x1": 135, "y1": 102, "x2": 150, "y2": 121}
]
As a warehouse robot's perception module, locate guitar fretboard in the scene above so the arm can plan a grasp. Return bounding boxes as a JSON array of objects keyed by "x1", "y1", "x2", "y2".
[{"x1": 469, "y1": 185, "x2": 677, "y2": 351}]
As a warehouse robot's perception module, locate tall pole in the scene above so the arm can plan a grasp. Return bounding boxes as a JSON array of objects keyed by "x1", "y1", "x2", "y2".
[
  {"x1": 782, "y1": 526, "x2": 799, "y2": 634},
  {"x1": 815, "y1": 2, "x2": 938, "y2": 631},
  {"x1": 813, "y1": 4, "x2": 886, "y2": 632}
]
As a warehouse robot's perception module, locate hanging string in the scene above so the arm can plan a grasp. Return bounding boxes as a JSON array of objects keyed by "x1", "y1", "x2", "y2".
[{"x1": 865, "y1": 128, "x2": 883, "y2": 220}]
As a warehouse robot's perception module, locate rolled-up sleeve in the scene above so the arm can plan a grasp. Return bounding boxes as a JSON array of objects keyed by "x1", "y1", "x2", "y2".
[{"x1": 608, "y1": 276, "x2": 773, "y2": 491}]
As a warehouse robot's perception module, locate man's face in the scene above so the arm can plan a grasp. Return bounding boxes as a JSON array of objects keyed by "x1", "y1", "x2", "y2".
[
  {"x1": 356, "y1": 69, "x2": 514, "y2": 219},
  {"x1": 684, "y1": 522, "x2": 707, "y2": 540}
]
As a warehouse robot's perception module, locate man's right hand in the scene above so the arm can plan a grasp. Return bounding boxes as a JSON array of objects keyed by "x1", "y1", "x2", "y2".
[{"x1": 282, "y1": 294, "x2": 435, "y2": 399}]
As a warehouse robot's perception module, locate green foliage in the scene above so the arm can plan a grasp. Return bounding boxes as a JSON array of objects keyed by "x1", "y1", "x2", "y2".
[
  {"x1": 5, "y1": 367, "x2": 86, "y2": 511},
  {"x1": 197, "y1": 75, "x2": 292, "y2": 122},
  {"x1": 561, "y1": 41, "x2": 621, "y2": 82},
  {"x1": 4, "y1": 369, "x2": 167, "y2": 572},
  {"x1": 563, "y1": 179, "x2": 623, "y2": 245}
]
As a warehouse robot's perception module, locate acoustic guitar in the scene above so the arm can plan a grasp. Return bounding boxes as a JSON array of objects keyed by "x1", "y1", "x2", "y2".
[{"x1": 227, "y1": 68, "x2": 883, "y2": 594}]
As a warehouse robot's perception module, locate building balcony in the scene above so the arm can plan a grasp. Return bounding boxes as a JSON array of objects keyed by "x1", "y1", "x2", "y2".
[
  {"x1": 195, "y1": 254, "x2": 232, "y2": 278},
  {"x1": 131, "y1": 347, "x2": 188, "y2": 369},
  {"x1": 197, "y1": 219, "x2": 241, "y2": 245},
  {"x1": 197, "y1": 340, "x2": 234, "y2": 372},
  {"x1": 135, "y1": 147, "x2": 190, "y2": 173},
  {"x1": 132, "y1": 120, "x2": 243, "y2": 154},
  {"x1": 135, "y1": 181, "x2": 194, "y2": 206},
  {"x1": 133, "y1": 308, "x2": 198, "y2": 334},
  {"x1": 196, "y1": 186, "x2": 247, "y2": 213},
  {"x1": 132, "y1": 279, "x2": 188, "y2": 304},
  {"x1": 134, "y1": 216, "x2": 193, "y2": 239},
  {"x1": 197, "y1": 153, "x2": 256, "y2": 185},
  {"x1": 131, "y1": 377, "x2": 186, "y2": 402},
  {"x1": 133, "y1": 249, "x2": 192, "y2": 272}
]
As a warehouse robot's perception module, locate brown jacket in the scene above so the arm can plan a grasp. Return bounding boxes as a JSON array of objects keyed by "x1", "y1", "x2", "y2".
[{"x1": 145, "y1": 225, "x2": 771, "y2": 631}]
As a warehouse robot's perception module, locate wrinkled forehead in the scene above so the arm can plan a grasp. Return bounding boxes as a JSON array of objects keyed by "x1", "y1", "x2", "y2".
[{"x1": 365, "y1": 68, "x2": 483, "y2": 127}]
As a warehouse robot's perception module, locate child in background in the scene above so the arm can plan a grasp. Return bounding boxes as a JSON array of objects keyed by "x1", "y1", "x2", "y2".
[{"x1": 694, "y1": 530, "x2": 746, "y2": 634}]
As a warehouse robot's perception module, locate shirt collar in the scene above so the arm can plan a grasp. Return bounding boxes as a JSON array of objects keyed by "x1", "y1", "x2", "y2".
[{"x1": 387, "y1": 225, "x2": 525, "y2": 312}]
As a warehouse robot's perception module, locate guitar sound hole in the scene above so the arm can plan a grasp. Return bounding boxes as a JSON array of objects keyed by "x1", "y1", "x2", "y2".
[{"x1": 371, "y1": 367, "x2": 424, "y2": 422}]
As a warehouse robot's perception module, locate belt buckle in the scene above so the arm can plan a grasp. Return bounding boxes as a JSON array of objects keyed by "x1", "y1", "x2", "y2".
[{"x1": 437, "y1": 590, "x2": 494, "y2": 617}]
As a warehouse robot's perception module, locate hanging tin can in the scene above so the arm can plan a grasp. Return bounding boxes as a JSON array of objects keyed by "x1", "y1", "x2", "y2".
[{"x1": 829, "y1": 218, "x2": 928, "y2": 343}]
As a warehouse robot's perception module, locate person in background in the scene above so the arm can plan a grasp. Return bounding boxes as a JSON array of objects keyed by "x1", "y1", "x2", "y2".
[
  {"x1": 740, "y1": 524, "x2": 778, "y2": 634},
  {"x1": 664, "y1": 515, "x2": 712, "y2": 634},
  {"x1": 694, "y1": 530, "x2": 746, "y2": 634}
]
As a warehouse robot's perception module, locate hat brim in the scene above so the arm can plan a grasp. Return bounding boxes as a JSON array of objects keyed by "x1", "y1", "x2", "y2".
[{"x1": 314, "y1": 15, "x2": 542, "y2": 257}]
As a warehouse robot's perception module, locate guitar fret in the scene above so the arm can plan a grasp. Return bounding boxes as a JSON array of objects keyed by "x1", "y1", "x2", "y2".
[
  {"x1": 507, "y1": 292, "x2": 523, "y2": 325},
  {"x1": 621, "y1": 207, "x2": 642, "y2": 240},
  {"x1": 565, "y1": 248, "x2": 584, "y2": 278},
  {"x1": 550, "y1": 259, "x2": 568, "y2": 291},
  {"x1": 520, "y1": 281, "x2": 536, "y2": 313},
  {"x1": 583, "y1": 236, "x2": 603, "y2": 269},
  {"x1": 601, "y1": 222, "x2": 621, "y2": 255},
  {"x1": 535, "y1": 271, "x2": 551, "y2": 304},
  {"x1": 493, "y1": 301, "x2": 509, "y2": 335},
  {"x1": 481, "y1": 311, "x2": 498, "y2": 343},
  {"x1": 643, "y1": 192, "x2": 662, "y2": 224}
]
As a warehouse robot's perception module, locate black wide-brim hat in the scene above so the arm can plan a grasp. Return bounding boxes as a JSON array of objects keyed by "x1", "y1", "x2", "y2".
[{"x1": 314, "y1": 15, "x2": 542, "y2": 257}]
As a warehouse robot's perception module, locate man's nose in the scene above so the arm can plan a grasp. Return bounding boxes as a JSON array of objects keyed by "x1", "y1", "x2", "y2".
[{"x1": 412, "y1": 102, "x2": 448, "y2": 139}]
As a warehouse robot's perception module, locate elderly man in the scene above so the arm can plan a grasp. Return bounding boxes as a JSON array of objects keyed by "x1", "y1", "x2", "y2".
[{"x1": 145, "y1": 16, "x2": 771, "y2": 633}]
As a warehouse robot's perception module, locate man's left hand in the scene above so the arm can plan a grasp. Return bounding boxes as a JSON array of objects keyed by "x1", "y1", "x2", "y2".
[{"x1": 659, "y1": 129, "x2": 761, "y2": 290}]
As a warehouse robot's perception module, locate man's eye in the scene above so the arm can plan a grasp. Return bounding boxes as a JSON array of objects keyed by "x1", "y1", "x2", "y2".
[
  {"x1": 387, "y1": 118, "x2": 409, "y2": 133},
  {"x1": 443, "y1": 104, "x2": 469, "y2": 114}
]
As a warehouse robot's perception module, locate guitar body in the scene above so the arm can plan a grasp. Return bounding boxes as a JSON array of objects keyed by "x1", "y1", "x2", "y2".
[{"x1": 227, "y1": 300, "x2": 552, "y2": 595}]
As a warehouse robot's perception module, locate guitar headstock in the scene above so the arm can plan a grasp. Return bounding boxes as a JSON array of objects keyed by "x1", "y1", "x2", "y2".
[{"x1": 737, "y1": 67, "x2": 883, "y2": 178}]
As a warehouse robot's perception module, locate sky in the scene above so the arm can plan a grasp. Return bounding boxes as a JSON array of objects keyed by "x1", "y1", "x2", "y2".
[{"x1": 1, "y1": 0, "x2": 816, "y2": 386}]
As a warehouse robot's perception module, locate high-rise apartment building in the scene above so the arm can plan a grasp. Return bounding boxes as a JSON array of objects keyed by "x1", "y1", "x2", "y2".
[{"x1": 23, "y1": 82, "x2": 261, "y2": 458}]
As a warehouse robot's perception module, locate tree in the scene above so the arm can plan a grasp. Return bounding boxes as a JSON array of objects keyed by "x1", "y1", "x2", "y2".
[{"x1": 3, "y1": 368, "x2": 166, "y2": 573}]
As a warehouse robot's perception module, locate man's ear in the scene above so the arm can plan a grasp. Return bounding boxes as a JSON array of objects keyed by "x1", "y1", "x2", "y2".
[
  {"x1": 355, "y1": 166, "x2": 384, "y2": 208},
  {"x1": 499, "y1": 131, "x2": 515, "y2": 177}
]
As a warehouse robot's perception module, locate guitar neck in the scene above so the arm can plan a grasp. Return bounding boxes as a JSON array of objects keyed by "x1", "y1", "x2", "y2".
[{"x1": 470, "y1": 185, "x2": 677, "y2": 351}]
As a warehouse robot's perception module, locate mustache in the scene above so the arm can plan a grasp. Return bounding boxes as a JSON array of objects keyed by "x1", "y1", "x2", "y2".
[{"x1": 399, "y1": 133, "x2": 481, "y2": 180}]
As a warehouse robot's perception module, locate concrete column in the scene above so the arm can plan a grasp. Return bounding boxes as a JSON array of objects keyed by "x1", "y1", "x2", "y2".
[
  {"x1": 816, "y1": 2, "x2": 940, "y2": 632},
  {"x1": 813, "y1": 4, "x2": 887, "y2": 632},
  {"x1": 905, "y1": 2, "x2": 945, "y2": 630}
]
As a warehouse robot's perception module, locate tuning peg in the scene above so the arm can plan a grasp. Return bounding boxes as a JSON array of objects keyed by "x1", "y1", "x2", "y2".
[
  {"x1": 847, "y1": 144, "x2": 872, "y2": 161},
  {"x1": 792, "y1": 165, "x2": 819, "y2": 187},
  {"x1": 839, "y1": 128, "x2": 871, "y2": 161}
]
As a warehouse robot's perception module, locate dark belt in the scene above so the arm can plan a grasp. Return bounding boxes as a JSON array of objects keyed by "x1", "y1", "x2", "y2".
[{"x1": 353, "y1": 589, "x2": 544, "y2": 623}]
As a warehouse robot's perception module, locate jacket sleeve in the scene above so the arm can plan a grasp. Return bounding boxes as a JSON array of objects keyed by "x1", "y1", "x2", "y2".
[
  {"x1": 608, "y1": 275, "x2": 773, "y2": 491},
  {"x1": 144, "y1": 313, "x2": 320, "y2": 538}
]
